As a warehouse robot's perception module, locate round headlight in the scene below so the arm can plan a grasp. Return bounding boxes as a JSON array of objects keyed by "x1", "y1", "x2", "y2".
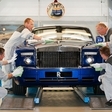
[
  {"x1": 24, "y1": 57, "x2": 32, "y2": 65},
  {"x1": 86, "y1": 57, "x2": 94, "y2": 64}
]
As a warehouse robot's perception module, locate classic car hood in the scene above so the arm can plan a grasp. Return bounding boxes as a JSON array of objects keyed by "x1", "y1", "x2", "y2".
[{"x1": 34, "y1": 39, "x2": 93, "y2": 50}]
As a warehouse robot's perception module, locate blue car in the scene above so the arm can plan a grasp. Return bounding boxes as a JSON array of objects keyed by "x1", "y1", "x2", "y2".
[{"x1": 13, "y1": 26, "x2": 103, "y2": 95}]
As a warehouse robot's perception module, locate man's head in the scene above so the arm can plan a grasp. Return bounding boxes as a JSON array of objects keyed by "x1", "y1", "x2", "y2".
[
  {"x1": 24, "y1": 18, "x2": 34, "y2": 31},
  {"x1": 99, "y1": 46, "x2": 110, "y2": 60},
  {"x1": 96, "y1": 23, "x2": 108, "y2": 36},
  {"x1": 0, "y1": 47, "x2": 5, "y2": 60}
]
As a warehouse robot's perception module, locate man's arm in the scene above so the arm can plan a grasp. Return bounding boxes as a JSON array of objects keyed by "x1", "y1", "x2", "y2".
[
  {"x1": 1, "y1": 53, "x2": 17, "y2": 65},
  {"x1": 1, "y1": 60, "x2": 9, "y2": 65},
  {"x1": 106, "y1": 34, "x2": 112, "y2": 53},
  {"x1": 0, "y1": 70, "x2": 12, "y2": 81},
  {"x1": 7, "y1": 73, "x2": 13, "y2": 79},
  {"x1": 106, "y1": 34, "x2": 112, "y2": 46},
  {"x1": 33, "y1": 34, "x2": 41, "y2": 40}
]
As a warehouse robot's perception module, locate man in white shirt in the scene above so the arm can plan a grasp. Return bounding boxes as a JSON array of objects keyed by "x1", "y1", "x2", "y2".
[
  {"x1": 96, "y1": 22, "x2": 112, "y2": 53},
  {"x1": 0, "y1": 47, "x2": 23, "y2": 106},
  {"x1": 2, "y1": 18, "x2": 41, "y2": 90},
  {"x1": 91, "y1": 46, "x2": 112, "y2": 106}
]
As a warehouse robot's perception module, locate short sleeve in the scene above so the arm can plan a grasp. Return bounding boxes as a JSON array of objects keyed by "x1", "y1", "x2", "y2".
[
  {"x1": 109, "y1": 34, "x2": 112, "y2": 43},
  {"x1": 21, "y1": 28, "x2": 34, "y2": 39}
]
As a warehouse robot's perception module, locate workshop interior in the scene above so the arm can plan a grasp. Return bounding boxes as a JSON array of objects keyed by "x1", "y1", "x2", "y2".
[{"x1": 0, "y1": 0, "x2": 112, "y2": 112}]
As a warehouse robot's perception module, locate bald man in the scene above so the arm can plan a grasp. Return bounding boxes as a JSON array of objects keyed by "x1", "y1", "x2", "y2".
[{"x1": 96, "y1": 23, "x2": 112, "y2": 53}]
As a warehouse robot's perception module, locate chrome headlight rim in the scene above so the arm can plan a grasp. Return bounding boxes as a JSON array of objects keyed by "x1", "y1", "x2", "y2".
[
  {"x1": 24, "y1": 57, "x2": 32, "y2": 65},
  {"x1": 86, "y1": 56, "x2": 94, "y2": 64}
]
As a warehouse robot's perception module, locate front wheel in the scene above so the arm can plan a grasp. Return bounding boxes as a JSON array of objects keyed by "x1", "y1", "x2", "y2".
[
  {"x1": 12, "y1": 78, "x2": 26, "y2": 95},
  {"x1": 93, "y1": 85, "x2": 104, "y2": 95}
]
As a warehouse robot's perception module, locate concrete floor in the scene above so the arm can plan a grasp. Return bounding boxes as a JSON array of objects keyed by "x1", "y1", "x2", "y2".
[
  {"x1": 0, "y1": 87, "x2": 112, "y2": 112},
  {"x1": 1, "y1": 107, "x2": 112, "y2": 112}
]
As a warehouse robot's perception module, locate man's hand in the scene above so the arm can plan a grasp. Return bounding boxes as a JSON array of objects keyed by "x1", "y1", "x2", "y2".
[
  {"x1": 98, "y1": 75, "x2": 104, "y2": 82},
  {"x1": 12, "y1": 66, "x2": 24, "y2": 77},
  {"x1": 90, "y1": 63, "x2": 103, "y2": 71},
  {"x1": 7, "y1": 53, "x2": 17, "y2": 63},
  {"x1": 26, "y1": 39, "x2": 38, "y2": 44},
  {"x1": 90, "y1": 63, "x2": 101, "y2": 68},
  {"x1": 98, "y1": 76, "x2": 102, "y2": 82},
  {"x1": 95, "y1": 67, "x2": 103, "y2": 71},
  {"x1": 41, "y1": 38, "x2": 54, "y2": 44},
  {"x1": 95, "y1": 42, "x2": 107, "y2": 47}
]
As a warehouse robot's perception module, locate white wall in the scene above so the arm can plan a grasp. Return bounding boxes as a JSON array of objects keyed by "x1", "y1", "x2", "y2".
[
  {"x1": 0, "y1": 0, "x2": 107, "y2": 16},
  {"x1": 0, "y1": 0, "x2": 110, "y2": 37},
  {"x1": 0, "y1": 0, "x2": 108, "y2": 23}
]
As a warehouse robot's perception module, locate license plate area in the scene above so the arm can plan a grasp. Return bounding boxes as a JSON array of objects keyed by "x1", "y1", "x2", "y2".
[{"x1": 45, "y1": 72, "x2": 72, "y2": 78}]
